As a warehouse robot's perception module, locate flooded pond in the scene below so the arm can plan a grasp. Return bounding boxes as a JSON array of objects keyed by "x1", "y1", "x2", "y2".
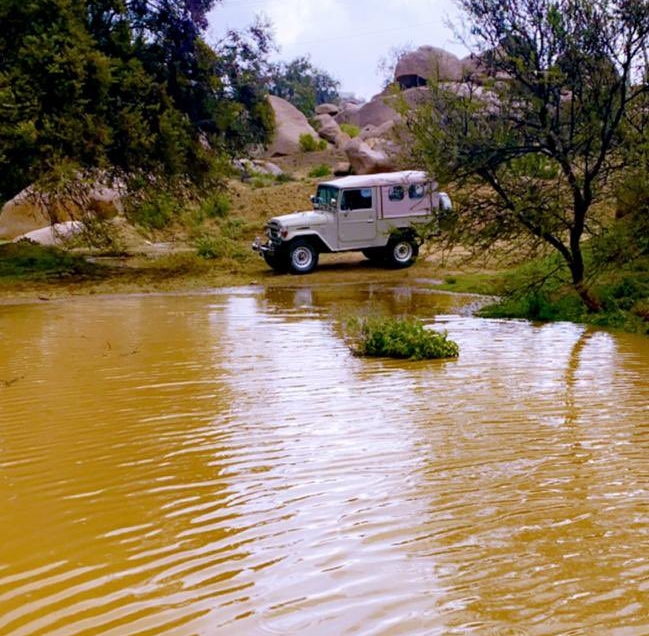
[{"x1": 1, "y1": 283, "x2": 649, "y2": 636}]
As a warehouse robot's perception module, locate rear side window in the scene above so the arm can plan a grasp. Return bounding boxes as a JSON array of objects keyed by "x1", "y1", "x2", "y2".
[
  {"x1": 388, "y1": 186, "x2": 404, "y2": 201},
  {"x1": 409, "y1": 184, "x2": 425, "y2": 199},
  {"x1": 341, "y1": 188, "x2": 373, "y2": 210}
]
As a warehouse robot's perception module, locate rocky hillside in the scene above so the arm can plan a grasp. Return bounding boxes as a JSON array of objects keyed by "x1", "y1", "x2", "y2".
[{"x1": 1, "y1": 46, "x2": 472, "y2": 245}]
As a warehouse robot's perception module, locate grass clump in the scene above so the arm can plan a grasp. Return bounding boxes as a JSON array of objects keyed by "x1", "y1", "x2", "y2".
[
  {"x1": 193, "y1": 217, "x2": 250, "y2": 261},
  {"x1": 308, "y1": 164, "x2": 331, "y2": 178},
  {"x1": 198, "y1": 192, "x2": 231, "y2": 219},
  {"x1": 340, "y1": 123, "x2": 360, "y2": 138},
  {"x1": 128, "y1": 191, "x2": 178, "y2": 230},
  {"x1": 0, "y1": 241, "x2": 99, "y2": 279},
  {"x1": 343, "y1": 315, "x2": 459, "y2": 360},
  {"x1": 299, "y1": 134, "x2": 327, "y2": 152}
]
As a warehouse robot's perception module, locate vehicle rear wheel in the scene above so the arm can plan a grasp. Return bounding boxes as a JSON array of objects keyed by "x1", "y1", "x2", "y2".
[
  {"x1": 287, "y1": 239, "x2": 319, "y2": 274},
  {"x1": 385, "y1": 236, "x2": 418, "y2": 268},
  {"x1": 362, "y1": 247, "x2": 385, "y2": 262}
]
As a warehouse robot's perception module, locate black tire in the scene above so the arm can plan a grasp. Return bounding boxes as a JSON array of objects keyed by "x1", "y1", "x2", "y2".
[
  {"x1": 362, "y1": 247, "x2": 385, "y2": 262},
  {"x1": 287, "y1": 239, "x2": 319, "y2": 274},
  {"x1": 263, "y1": 250, "x2": 288, "y2": 272},
  {"x1": 385, "y1": 236, "x2": 419, "y2": 268}
]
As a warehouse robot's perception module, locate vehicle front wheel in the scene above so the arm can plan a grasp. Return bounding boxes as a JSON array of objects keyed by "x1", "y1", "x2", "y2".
[
  {"x1": 287, "y1": 239, "x2": 319, "y2": 274},
  {"x1": 263, "y1": 250, "x2": 288, "y2": 272},
  {"x1": 385, "y1": 236, "x2": 419, "y2": 268}
]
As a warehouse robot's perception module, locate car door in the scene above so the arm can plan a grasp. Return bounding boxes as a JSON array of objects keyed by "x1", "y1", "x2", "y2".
[{"x1": 338, "y1": 187, "x2": 377, "y2": 243}]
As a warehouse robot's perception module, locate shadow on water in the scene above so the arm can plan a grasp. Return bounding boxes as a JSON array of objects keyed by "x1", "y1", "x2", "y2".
[{"x1": 1, "y1": 283, "x2": 648, "y2": 636}]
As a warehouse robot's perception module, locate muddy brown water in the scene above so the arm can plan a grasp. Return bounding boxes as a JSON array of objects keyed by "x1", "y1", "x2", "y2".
[{"x1": 1, "y1": 283, "x2": 648, "y2": 636}]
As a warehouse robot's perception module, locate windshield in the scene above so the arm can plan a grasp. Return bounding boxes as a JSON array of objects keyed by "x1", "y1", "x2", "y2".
[{"x1": 313, "y1": 185, "x2": 339, "y2": 210}]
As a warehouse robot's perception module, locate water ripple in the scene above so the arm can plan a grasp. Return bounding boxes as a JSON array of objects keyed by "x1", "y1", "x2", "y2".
[{"x1": 1, "y1": 288, "x2": 648, "y2": 635}]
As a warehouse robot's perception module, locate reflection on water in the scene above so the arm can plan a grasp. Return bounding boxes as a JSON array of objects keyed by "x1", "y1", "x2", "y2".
[{"x1": 1, "y1": 284, "x2": 648, "y2": 636}]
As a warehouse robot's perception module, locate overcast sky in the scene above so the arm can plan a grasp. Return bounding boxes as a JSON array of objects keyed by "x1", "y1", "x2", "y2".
[{"x1": 207, "y1": 0, "x2": 468, "y2": 101}]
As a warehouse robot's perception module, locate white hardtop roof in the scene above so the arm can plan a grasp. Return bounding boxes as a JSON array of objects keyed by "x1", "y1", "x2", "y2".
[{"x1": 320, "y1": 170, "x2": 431, "y2": 189}]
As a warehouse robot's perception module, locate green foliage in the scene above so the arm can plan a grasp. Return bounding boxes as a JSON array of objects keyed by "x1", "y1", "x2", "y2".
[
  {"x1": 247, "y1": 171, "x2": 294, "y2": 188},
  {"x1": 128, "y1": 192, "x2": 179, "y2": 230},
  {"x1": 194, "y1": 217, "x2": 248, "y2": 260},
  {"x1": 308, "y1": 165, "x2": 331, "y2": 178},
  {"x1": 408, "y1": 0, "x2": 649, "y2": 313},
  {"x1": 299, "y1": 134, "x2": 327, "y2": 152},
  {"x1": 476, "y1": 249, "x2": 649, "y2": 334},
  {"x1": 343, "y1": 315, "x2": 460, "y2": 360},
  {"x1": 199, "y1": 192, "x2": 232, "y2": 219},
  {"x1": 268, "y1": 55, "x2": 340, "y2": 115},
  {"x1": 0, "y1": 1, "x2": 275, "y2": 201},
  {"x1": 339, "y1": 123, "x2": 360, "y2": 138},
  {"x1": 0, "y1": 241, "x2": 98, "y2": 279}
]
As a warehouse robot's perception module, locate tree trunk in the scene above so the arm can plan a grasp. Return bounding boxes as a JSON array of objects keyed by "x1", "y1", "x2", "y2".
[
  {"x1": 574, "y1": 280, "x2": 602, "y2": 313},
  {"x1": 569, "y1": 253, "x2": 601, "y2": 313},
  {"x1": 569, "y1": 206, "x2": 601, "y2": 313}
]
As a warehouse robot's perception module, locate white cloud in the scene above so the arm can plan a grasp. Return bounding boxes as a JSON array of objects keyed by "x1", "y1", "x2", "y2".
[{"x1": 265, "y1": 0, "x2": 348, "y2": 48}]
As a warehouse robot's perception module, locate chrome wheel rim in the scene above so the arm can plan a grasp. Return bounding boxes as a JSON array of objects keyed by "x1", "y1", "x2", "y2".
[{"x1": 393, "y1": 241, "x2": 413, "y2": 263}]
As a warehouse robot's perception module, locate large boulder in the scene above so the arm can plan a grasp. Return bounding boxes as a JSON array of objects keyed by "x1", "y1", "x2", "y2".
[
  {"x1": 356, "y1": 95, "x2": 399, "y2": 128},
  {"x1": 13, "y1": 221, "x2": 85, "y2": 246},
  {"x1": 266, "y1": 95, "x2": 319, "y2": 156},
  {"x1": 343, "y1": 138, "x2": 395, "y2": 175},
  {"x1": 315, "y1": 103, "x2": 340, "y2": 116},
  {"x1": 395, "y1": 46, "x2": 466, "y2": 87},
  {"x1": 0, "y1": 189, "x2": 51, "y2": 240},
  {"x1": 360, "y1": 120, "x2": 395, "y2": 141},
  {"x1": 0, "y1": 182, "x2": 123, "y2": 240},
  {"x1": 313, "y1": 113, "x2": 342, "y2": 144},
  {"x1": 334, "y1": 102, "x2": 363, "y2": 126}
]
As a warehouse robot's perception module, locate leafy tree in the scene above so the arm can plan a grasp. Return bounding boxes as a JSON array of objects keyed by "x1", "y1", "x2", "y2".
[
  {"x1": 268, "y1": 56, "x2": 340, "y2": 115},
  {"x1": 0, "y1": 0, "x2": 275, "y2": 202},
  {"x1": 408, "y1": 0, "x2": 649, "y2": 312}
]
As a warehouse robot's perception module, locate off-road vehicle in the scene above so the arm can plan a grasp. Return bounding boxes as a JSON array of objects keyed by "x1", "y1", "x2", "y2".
[{"x1": 252, "y1": 170, "x2": 451, "y2": 274}]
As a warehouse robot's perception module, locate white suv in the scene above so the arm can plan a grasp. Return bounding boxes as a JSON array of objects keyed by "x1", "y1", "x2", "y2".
[{"x1": 252, "y1": 170, "x2": 451, "y2": 274}]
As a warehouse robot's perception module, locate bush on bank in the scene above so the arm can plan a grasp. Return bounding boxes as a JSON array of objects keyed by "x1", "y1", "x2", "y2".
[
  {"x1": 0, "y1": 241, "x2": 99, "y2": 279},
  {"x1": 343, "y1": 316, "x2": 460, "y2": 360},
  {"x1": 476, "y1": 252, "x2": 649, "y2": 335}
]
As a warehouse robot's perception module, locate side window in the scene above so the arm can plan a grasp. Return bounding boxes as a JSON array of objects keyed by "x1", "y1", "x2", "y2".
[
  {"x1": 341, "y1": 188, "x2": 373, "y2": 210},
  {"x1": 409, "y1": 184, "x2": 425, "y2": 199},
  {"x1": 388, "y1": 185, "x2": 404, "y2": 201}
]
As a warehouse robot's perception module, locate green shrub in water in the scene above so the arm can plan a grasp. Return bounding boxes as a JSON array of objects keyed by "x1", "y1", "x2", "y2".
[{"x1": 344, "y1": 316, "x2": 459, "y2": 360}]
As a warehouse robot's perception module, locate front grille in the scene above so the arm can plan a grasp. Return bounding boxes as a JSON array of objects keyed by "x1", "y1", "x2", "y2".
[{"x1": 266, "y1": 221, "x2": 282, "y2": 244}]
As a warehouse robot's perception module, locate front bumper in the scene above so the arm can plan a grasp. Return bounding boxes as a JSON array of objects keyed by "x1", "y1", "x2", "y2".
[{"x1": 252, "y1": 237, "x2": 273, "y2": 256}]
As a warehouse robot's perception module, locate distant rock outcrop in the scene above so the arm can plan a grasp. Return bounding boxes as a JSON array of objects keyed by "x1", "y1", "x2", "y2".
[
  {"x1": 395, "y1": 46, "x2": 467, "y2": 87},
  {"x1": 264, "y1": 46, "x2": 483, "y2": 175},
  {"x1": 266, "y1": 95, "x2": 320, "y2": 157}
]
